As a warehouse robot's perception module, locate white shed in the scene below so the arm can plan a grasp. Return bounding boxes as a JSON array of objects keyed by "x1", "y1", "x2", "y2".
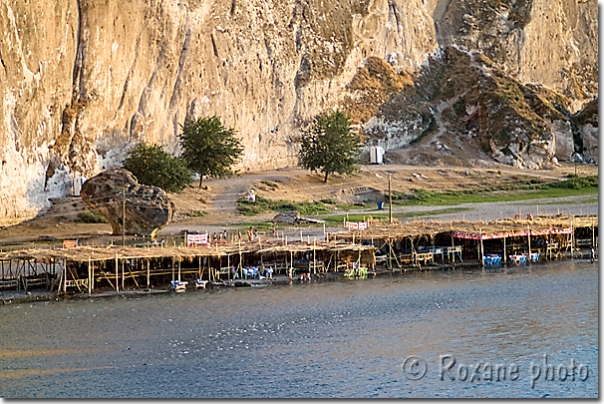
[
  {"x1": 73, "y1": 176, "x2": 86, "y2": 196},
  {"x1": 370, "y1": 146, "x2": 385, "y2": 164}
]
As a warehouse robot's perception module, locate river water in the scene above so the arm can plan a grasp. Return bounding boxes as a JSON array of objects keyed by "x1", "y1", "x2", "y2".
[{"x1": 0, "y1": 260, "x2": 597, "y2": 398}]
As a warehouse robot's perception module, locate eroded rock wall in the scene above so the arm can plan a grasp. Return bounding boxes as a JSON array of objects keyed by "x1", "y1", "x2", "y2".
[{"x1": 0, "y1": 0, "x2": 597, "y2": 225}]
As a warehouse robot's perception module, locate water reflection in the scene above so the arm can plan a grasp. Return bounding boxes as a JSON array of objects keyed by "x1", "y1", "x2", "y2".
[{"x1": 0, "y1": 260, "x2": 597, "y2": 398}]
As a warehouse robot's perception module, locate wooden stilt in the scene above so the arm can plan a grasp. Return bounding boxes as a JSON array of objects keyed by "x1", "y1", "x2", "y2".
[
  {"x1": 147, "y1": 260, "x2": 150, "y2": 288},
  {"x1": 121, "y1": 259, "x2": 125, "y2": 290},
  {"x1": 527, "y1": 225, "x2": 531, "y2": 263},
  {"x1": 503, "y1": 236, "x2": 507, "y2": 265},
  {"x1": 113, "y1": 256, "x2": 119, "y2": 293},
  {"x1": 61, "y1": 258, "x2": 67, "y2": 294},
  {"x1": 313, "y1": 237, "x2": 316, "y2": 275},
  {"x1": 88, "y1": 257, "x2": 92, "y2": 295},
  {"x1": 479, "y1": 229, "x2": 484, "y2": 267},
  {"x1": 388, "y1": 239, "x2": 393, "y2": 271},
  {"x1": 239, "y1": 251, "x2": 243, "y2": 279}
]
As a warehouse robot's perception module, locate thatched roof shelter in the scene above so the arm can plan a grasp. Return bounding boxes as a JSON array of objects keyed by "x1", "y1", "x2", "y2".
[
  {"x1": 0, "y1": 239, "x2": 377, "y2": 263},
  {"x1": 338, "y1": 215, "x2": 596, "y2": 241}
]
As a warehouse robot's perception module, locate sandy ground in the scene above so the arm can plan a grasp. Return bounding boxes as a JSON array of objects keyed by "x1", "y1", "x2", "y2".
[{"x1": 0, "y1": 162, "x2": 597, "y2": 246}]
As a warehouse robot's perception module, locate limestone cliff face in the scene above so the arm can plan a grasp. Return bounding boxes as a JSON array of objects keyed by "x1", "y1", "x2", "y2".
[{"x1": 0, "y1": 0, "x2": 597, "y2": 225}]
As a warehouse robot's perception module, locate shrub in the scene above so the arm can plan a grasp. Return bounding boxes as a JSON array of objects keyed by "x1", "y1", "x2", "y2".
[
  {"x1": 78, "y1": 210, "x2": 108, "y2": 223},
  {"x1": 237, "y1": 196, "x2": 330, "y2": 216},
  {"x1": 123, "y1": 143, "x2": 192, "y2": 193}
]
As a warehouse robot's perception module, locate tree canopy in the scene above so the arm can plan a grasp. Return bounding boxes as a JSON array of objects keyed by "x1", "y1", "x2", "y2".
[
  {"x1": 298, "y1": 110, "x2": 364, "y2": 183},
  {"x1": 123, "y1": 143, "x2": 192, "y2": 193},
  {"x1": 179, "y1": 116, "x2": 243, "y2": 187}
]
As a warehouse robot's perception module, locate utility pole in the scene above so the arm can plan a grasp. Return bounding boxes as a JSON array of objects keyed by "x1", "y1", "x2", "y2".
[
  {"x1": 389, "y1": 174, "x2": 393, "y2": 223},
  {"x1": 122, "y1": 187, "x2": 126, "y2": 247}
]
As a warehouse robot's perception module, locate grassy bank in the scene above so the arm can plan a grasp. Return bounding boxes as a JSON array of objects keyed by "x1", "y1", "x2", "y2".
[
  {"x1": 236, "y1": 175, "x2": 597, "y2": 218},
  {"x1": 322, "y1": 207, "x2": 471, "y2": 223},
  {"x1": 388, "y1": 175, "x2": 598, "y2": 207}
]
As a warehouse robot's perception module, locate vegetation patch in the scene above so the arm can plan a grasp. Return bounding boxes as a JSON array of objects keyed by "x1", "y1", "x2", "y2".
[
  {"x1": 385, "y1": 176, "x2": 597, "y2": 207},
  {"x1": 323, "y1": 214, "x2": 389, "y2": 223},
  {"x1": 322, "y1": 207, "x2": 471, "y2": 223},
  {"x1": 545, "y1": 174, "x2": 598, "y2": 190},
  {"x1": 186, "y1": 210, "x2": 207, "y2": 218},
  {"x1": 320, "y1": 198, "x2": 337, "y2": 205},
  {"x1": 237, "y1": 196, "x2": 330, "y2": 216},
  {"x1": 77, "y1": 210, "x2": 108, "y2": 224},
  {"x1": 411, "y1": 113, "x2": 436, "y2": 145}
]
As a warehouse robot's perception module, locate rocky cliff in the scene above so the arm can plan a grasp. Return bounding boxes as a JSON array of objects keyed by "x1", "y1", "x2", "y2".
[{"x1": 0, "y1": 0, "x2": 598, "y2": 225}]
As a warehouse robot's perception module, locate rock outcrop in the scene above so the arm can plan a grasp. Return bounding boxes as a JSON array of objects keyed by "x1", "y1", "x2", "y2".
[
  {"x1": 272, "y1": 211, "x2": 300, "y2": 224},
  {"x1": 0, "y1": 0, "x2": 597, "y2": 225},
  {"x1": 80, "y1": 169, "x2": 174, "y2": 238}
]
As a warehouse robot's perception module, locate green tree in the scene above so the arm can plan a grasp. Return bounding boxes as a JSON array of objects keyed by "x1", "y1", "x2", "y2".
[
  {"x1": 123, "y1": 143, "x2": 192, "y2": 193},
  {"x1": 179, "y1": 116, "x2": 244, "y2": 187},
  {"x1": 298, "y1": 110, "x2": 364, "y2": 183}
]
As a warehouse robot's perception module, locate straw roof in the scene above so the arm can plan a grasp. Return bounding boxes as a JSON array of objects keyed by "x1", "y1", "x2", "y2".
[
  {"x1": 0, "y1": 214, "x2": 594, "y2": 262},
  {"x1": 0, "y1": 239, "x2": 376, "y2": 263},
  {"x1": 338, "y1": 215, "x2": 597, "y2": 240}
]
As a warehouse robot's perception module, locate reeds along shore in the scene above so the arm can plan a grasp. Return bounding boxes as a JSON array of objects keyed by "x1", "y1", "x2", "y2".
[{"x1": 0, "y1": 214, "x2": 597, "y2": 297}]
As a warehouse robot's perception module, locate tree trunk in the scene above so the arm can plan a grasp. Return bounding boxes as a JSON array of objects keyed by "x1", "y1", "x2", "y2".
[
  {"x1": 324, "y1": 171, "x2": 329, "y2": 183},
  {"x1": 199, "y1": 175, "x2": 203, "y2": 188}
]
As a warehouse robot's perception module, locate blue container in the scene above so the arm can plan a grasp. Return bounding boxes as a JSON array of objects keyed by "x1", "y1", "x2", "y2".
[{"x1": 377, "y1": 201, "x2": 384, "y2": 210}]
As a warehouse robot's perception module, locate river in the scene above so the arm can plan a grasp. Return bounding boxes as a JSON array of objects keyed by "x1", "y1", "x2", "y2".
[{"x1": 0, "y1": 260, "x2": 597, "y2": 398}]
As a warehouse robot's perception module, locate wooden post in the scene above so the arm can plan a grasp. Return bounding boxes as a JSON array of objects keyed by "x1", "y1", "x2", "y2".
[
  {"x1": 198, "y1": 257, "x2": 202, "y2": 279},
  {"x1": 147, "y1": 260, "x2": 150, "y2": 288},
  {"x1": 239, "y1": 251, "x2": 243, "y2": 279},
  {"x1": 527, "y1": 225, "x2": 531, "y2": 263},
  {"x1": 87, "y1": 257, "x2": 91, "y2": 296},
  {"x1": 122, "y1": 188, "x2": 126, "y2": 247},
  {"x1": 503, "y1": 236, "x2": 507, "y2": 265},
  {"x1": 172, "y1": 257, "x2": 175, "y2": 280},
  {"x1": 313, "y1": 237, "x2": 316, "y2": 275},
  {"x1": 178, "y1": 260, "x2": 181, "y2": 281},
  {"x1": 570, "y1": 217, "x2": 574, "y2": 259},
  {"x1": 300, "y1": 230, "x2": 303, "y2": 242},
  {"x1": 91, "y1": 261, "x2": 94, "y2": 291},
  {"x1": 479, "y1": 229, "x2": 484, "y2": 267},
  {"x1": 114, "y1": 255, "x2": 119, "y2": 293},
  {"x1": 121, "y1": 259, "x2": 125, "y2": 290},
  {"x1": 388, "y1": 239, "x2": 393, "y2": 271},
  {"x1": 227, "y1": 255, "x2": 231, "y2": 280},
  {"x1": 389, "y1": 174, "x2": 393, "y2": 223},
  {"x1": 63, "y1": 258, "x2": 68, "y2": 294}
]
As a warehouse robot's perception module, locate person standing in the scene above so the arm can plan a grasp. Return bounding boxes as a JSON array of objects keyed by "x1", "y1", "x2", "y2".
[{"x1": 591, "y1": 247, "x2": 595, "y2": 263}]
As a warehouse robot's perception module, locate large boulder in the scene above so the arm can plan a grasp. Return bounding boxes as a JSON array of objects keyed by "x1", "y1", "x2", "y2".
[
  {"x1": 80, "y1": 169, "x2": 174, "y2": 238},
  {"x1": 272, "y1": 211, "x2": 300, "y2": 224}
]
